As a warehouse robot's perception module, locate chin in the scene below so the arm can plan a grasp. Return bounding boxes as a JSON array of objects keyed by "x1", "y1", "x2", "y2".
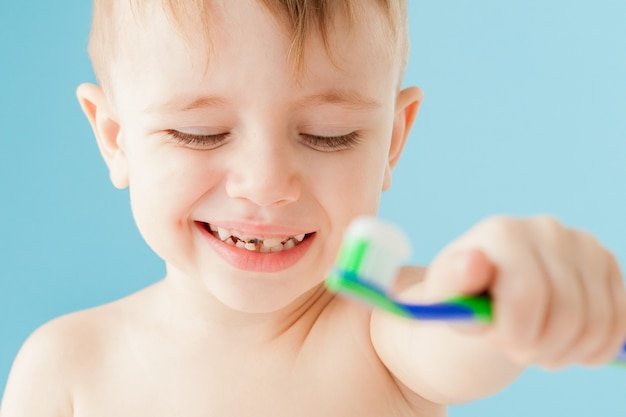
[{"x1": 211, "y1": 273, "x2": 325, "y2": 315}]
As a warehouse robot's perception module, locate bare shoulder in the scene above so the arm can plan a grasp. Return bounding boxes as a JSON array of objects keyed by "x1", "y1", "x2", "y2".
[
  {"x1": 1, "y1": 311, "x2": 100, "y2": 416},
  {"x1": 1, "y1": 314, "x2": 71, "y2": 416},
  {"x1": 315, "y1": 264, "x2": 428, "y2": 361},
  {"x1": 1, "y1": 284, "x2": 157, "y2": 417},
  {"x1": 305, "y1": 271, "x2": 442, "y2": 416},
  {"x1": 369, "y1": 265, "x2": 432, "y2": 404}
]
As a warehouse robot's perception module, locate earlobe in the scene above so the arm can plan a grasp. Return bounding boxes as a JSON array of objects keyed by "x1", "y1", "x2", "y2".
[
  {"x1": 76, "y1": 83, "x2": 129, "y2": 189},
  {"x1": 382, "y1": 86, "x2": 423, "y2": 191}
]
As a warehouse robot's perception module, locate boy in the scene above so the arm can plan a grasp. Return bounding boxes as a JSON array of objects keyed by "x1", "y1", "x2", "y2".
[{"x1": 2, "y1": 1, "x2": 625, "y2": 416}]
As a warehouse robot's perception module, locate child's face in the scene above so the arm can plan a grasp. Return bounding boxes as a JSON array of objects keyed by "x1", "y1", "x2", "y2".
[{"x1": 90, "y1": 1, "x2": 419, "y2": 313}]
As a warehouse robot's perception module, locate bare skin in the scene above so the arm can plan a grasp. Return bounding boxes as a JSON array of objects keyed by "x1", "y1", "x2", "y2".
[
  {"x1": 4, "y1": 270, "x2": 444, "y2": 417},
  {"x1": 2, "y1": 1, "x2": 626, "y2": 416}
]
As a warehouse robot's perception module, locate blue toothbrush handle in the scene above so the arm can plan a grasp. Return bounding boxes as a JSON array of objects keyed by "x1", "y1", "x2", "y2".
[
  {"x1": 397, "y1": 301, "x2": 479, "y2": 321},
  {"x1": 396, "y1": 294, "x2": 493, "y2": 323},
  {"x1": 328, "y1": 270, "x2": 626, "y2": 366},
  {"x1": 400, "y1": 297, "x2": 626, "y2": 366}
]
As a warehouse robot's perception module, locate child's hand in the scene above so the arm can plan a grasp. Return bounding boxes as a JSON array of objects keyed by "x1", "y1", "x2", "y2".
[{"x1": 421, "y1": 216, "x2": 626, "y2": 369}]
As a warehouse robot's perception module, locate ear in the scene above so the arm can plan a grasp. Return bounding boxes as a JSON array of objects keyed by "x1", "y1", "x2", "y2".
[
  {"x1": 382, "y1": 86, "x2": 423, "y2": 191},
  {"x1": 76, "y1": 83, "x2": 129, "y2": 189}
]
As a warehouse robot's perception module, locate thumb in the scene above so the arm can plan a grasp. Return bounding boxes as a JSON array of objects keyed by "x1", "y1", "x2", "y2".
[{"x1": 421, "y1": 248, "x2": 496, "y2": 303}]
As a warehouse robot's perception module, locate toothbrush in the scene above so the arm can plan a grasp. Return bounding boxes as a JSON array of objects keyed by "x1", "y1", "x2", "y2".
[
  {"x1": 326, "y1": 216, "x2": 492, "y2": 322},
  {"x1": 325, "y1": 216, "x2": 626, "y2": 364}
]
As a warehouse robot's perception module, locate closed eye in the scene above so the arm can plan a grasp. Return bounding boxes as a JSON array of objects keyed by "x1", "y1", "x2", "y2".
[
  {"x1": 300, "y1": 131, "x2": 361, "y2": 151},
  {"x1": 166, "y1": 130, "x2": 230, "y2": 149}
]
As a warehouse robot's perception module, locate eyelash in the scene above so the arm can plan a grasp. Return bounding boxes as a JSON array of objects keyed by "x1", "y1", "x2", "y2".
[
  {"x1": 166, "y1": 130, "x2": 230, "y2": 148},
  {"x1": 300, "y1": 131, "x2": 361, "y2": 150},
  {"x1": 166, "y1": 130, "x2": 361, "y2": 150}
]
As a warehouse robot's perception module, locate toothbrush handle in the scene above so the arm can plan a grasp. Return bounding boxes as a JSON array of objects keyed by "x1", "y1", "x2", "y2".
[
  {"x1": 327, "y1": 270, "x2": 626, "y2": 366},
  {"x1": 397, "y1": 294, "x2": 492, "y2": 322},
  {"x1": 415, "y1": 295, "x2": 626, "y2": 366}
]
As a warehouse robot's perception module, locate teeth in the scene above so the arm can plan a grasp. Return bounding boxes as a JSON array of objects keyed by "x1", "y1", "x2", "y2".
[
  {"x1": 217, "y1": 227, "x2": 231, "y2": 241},
  {"x1": 205, "y1": 223, "x2": 309, "y2": 253},
  {"x1": 270, "y1": 244, "x2": 284, "y2": 253},
  {"x1": 263, "y1": 237, "x2": 283, "y2": 248}
]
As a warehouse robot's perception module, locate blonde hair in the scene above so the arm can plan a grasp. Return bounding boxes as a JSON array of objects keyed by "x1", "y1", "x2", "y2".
[{"x1": 87, "y1": 0, "x2": 409, "y2": 91}]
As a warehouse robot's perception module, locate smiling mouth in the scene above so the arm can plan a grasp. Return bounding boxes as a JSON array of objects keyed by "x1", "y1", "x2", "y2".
[{"x1": 201, "y1": 222, "x2": 312, "y2": 253}]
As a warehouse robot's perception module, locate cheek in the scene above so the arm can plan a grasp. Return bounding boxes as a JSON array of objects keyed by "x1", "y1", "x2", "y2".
[
  {"x1": 307, "y1": 151, "x2": 387, "y2": 274},
  {"x1": 341, "y1": 146, "x2": 387, "y2": 196},
  {"x1": 309, "y1": 146, "x2": 388, "y2": 222},
  {"x1": 125, "y1": 145, "x2": 222, "y2": 260},
  {"x1": 128, "y1": 139, "x2": 221, "y2": 199}
]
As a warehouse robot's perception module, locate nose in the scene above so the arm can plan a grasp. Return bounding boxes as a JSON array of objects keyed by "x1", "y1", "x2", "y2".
[{"x1": 225, "y1": 138, "x2": 301, "y2": 207}]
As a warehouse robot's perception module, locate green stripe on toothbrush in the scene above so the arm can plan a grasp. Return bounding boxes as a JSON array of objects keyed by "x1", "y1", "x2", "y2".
[
  {"x1": 337, "y1": 238, "x2": 369, "y2": 274},
  {"x1": 445, "y1": 295, "x2": 493, "y2": 323},
  {"x1": 331, "y1": 235, "x2": 493, "y2": 322},
  {"x1": 326, "y1": 272, "x2": 412, "y2": 318},
  {"x1": 329, "y1": 235, "x2": 414, "y2": 316}
]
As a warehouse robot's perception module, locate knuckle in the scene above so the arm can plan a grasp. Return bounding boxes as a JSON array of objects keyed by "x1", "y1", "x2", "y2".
[
  {"x1": 507, "y1": 283, "x2": 538, "y2": 314},
  {"x1": 616, "y1": 295, "x2": 626, "y2": 335},
  {"x1": 540, "y1": 357, "x2": 568, "y2": 370},
  {"x1": 532, "y1": 214, "x2": 562, "y2": 230},
  {"x1": 533, "y1": 215, "x2": 570, "y2": 248},
  {"x1": 612, "y1": 279, "x2": 626, "y2": 318},
  {"x1": 582, "y1": 349, "x2": 613, "y2": 367},
  {"x1": 504, "y1": 346, "x2": 535, "y2": 366},
  {"x1": 504, "y1": 289, "x2": 548, "y2": 346},
  {"x1": 606, "y1": 250, "x2": 623, "y2": 279},
  {"x1": 479, "y1": 215, "x2": 521, "y2": 241}
]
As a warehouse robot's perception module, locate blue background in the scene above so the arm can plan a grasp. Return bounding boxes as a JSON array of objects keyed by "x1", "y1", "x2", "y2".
[{"x1": 1, "y1": 1, "x2": 625, "y2": 414}]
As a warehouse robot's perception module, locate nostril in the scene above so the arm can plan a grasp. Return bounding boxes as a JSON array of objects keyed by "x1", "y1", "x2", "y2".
[
  {"x1": 225, "y1": 176, "x2": 300, "y2": 207},
  {"x1": 224, "y1": 152, "x2": 301, "y2": 206}
]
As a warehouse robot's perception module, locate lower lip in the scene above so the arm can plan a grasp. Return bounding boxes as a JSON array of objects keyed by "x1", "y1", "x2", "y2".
[{"x1": 196, "y1": 222, "x2": 316, "y2": 273}]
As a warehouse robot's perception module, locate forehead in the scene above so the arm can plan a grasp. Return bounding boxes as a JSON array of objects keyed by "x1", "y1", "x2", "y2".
[{"x1": 108, "y1": 1, "x2": 399, "y2": 110}]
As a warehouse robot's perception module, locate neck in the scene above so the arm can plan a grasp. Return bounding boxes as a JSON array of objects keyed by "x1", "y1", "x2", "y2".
[{"x1": 154, "y1": 267, "x2": 333, "y2": 346}]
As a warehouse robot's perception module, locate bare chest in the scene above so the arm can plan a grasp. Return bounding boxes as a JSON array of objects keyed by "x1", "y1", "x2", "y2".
[
  {"x1": 71, "y1": 337, "x2": 439, "y2": 417},
  {"x1": 69, "y1": 294, "x2": 443, "y2": 417}
]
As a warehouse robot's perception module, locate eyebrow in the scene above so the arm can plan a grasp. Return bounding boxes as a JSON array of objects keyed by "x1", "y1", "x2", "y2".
[
  {"x1": 144, "y1": 95, "x2": 230, "y2": 113},
  {"x1": 144, "y1": 89, "x2": 381, "y2": 113},
  {"x1": 296, "y1": 89, "x2": 382, "y2": 110}
]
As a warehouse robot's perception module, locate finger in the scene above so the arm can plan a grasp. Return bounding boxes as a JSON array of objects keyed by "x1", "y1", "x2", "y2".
[
  {"x1": 456, "y1": 248, "x2": 497, "y2": 295},
  {"x1": 447, "y1": 249, "x2": 496, "y2": 334},
  {"x1": 581, "y1": 251, "x2": 626, "y2": 365},
  {"x1": 610, "y1": 257, "x2": 626, "y2": 358},
  {"x1": 553, "y1": 239, "x2": 612, "y2": 367},
  {"x1": 528, "y1": 229, "x2": 598, "y2": 368},
  {"x1": 421, "y1": 248, "x2": 496, "y2": 303},
  {"x1": 489, "y1": 245, "x2": 551, "y2": 359},
  {"x1": 531, "y1": 255, "x2": 587, "y2": 368}
]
